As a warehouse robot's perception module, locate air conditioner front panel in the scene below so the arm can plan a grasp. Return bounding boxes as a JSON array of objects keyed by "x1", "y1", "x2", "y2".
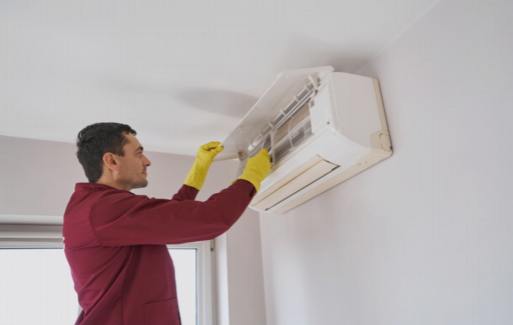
[{"x1": 218, "y1": 66, "x2": 334, "y2": 161}]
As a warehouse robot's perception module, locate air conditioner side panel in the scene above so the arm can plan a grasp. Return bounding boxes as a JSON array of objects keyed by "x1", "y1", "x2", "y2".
[{"x1": 330, "y1": 73, "x2": 390, "y2": 150}]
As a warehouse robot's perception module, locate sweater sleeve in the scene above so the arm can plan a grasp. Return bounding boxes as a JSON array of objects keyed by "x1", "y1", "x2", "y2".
[
  {"x1": 171, "y1": 184, "x2": 199, "y2": 201},
  {"x1": 89, "y1": 179, "x2": 256, "y2": 246}
]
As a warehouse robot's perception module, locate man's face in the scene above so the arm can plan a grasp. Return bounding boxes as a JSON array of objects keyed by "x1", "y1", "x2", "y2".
[{"x1": 111, "y1": 133, "x2": 151, "y2": 190}]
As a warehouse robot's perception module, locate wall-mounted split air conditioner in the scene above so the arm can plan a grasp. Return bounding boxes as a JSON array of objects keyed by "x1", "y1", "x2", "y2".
[{"x1": 217, "y1": 66, "x2": 393, "y2": 214}]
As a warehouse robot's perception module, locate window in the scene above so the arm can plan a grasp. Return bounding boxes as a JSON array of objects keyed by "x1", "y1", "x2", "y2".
[
  {"x1": 0, "y1": 248, "x2": 78, "y2": 325},
  {"x1": 169, "y1": 240, "x2": 215, "y2": 325},
  {"x1": 0, "y1": 229, "x2": 214, "y2": 325},
  {"x1": 170, "y1": 247, "x2": 197, "y2": 325}
]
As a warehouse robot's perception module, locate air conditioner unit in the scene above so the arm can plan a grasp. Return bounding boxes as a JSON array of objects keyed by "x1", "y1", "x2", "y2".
[{"x1": 218, "y1": 66, "x2": 392, "y2": 214}]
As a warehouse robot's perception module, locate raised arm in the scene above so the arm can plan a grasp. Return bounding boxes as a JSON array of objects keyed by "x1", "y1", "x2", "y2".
[
  {"x1": 90, "y1": 179, "x2": 256, "y2": 246},
  {"x1": 90, "y1": 148, "x2": 272, "y2": 247}
]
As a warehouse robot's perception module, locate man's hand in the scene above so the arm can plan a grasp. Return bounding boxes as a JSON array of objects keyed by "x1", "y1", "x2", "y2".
[
  {"x1": 184, "y1": 141, "x2": 224, "y2": 190},
  {"x1": 195, "y1": 141, "x2": 224, "y2": 168},
  {"x1": 237, "y1": 148, "x2": 272, "y2": 192}
]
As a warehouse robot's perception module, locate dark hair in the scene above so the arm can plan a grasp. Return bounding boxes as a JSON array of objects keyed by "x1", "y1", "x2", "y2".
[{"x1": 76, "y1": 122, "x2": 137, "y2": 183}]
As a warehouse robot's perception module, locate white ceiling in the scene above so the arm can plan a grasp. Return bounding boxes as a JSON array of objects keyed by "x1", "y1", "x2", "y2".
[{"x1": 1, "y1": 0, "x2": 438, "y2": 156}]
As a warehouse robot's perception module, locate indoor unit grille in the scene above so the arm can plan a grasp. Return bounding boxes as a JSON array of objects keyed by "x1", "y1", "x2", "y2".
[{"x1": 246, "y1": 76, "x2": 319, "y2": 164}]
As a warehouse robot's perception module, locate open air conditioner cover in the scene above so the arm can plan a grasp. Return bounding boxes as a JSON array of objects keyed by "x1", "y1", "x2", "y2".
[{"x1": 216, "y1": 66, "x2": 392, "y2": 214}]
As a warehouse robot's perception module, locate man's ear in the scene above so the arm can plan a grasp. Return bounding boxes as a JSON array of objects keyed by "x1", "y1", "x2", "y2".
[{"x1": 102, "y1": 152, "x2": 119, "y2": 172}]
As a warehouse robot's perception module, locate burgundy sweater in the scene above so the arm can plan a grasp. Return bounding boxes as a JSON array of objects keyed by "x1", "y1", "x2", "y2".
[{"x1": 63, "y1": 179, "x2": 256, "y2": 325}]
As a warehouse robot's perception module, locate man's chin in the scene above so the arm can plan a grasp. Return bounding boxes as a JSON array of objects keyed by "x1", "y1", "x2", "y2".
[{"x1": 132, "y1": 179, "x2": 148, "y2": 189}]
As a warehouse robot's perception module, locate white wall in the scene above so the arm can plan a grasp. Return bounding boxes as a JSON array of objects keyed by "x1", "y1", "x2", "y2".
[
  {"x1": 259, "y1": 0, "x2": 513, "y2": 324},
  {"x1": 207, "y1": 158, "x2": 267, "y2": 325},
  {"x1": 226, "y1": 208, "x2": 267, "y2": 325},
  {"x1": 0, "y1": 134, "x2": 210, "y2": 215},
  {"x1": 0, "y1": 135, "x2": 266, "y2": 325}
]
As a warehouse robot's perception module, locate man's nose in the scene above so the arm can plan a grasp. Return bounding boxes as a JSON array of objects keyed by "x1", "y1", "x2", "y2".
[{"x1": 143, "y1": 155, "x2": 151, "y2": 166}]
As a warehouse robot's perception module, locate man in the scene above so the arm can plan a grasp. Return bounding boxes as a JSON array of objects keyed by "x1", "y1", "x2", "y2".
[{"x1": 63, "y1": 122, "x2": 271, "y2": 325}]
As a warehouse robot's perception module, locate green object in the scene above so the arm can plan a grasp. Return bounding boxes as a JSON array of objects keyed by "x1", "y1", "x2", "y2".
[{"x1": 184, "y1": 141, "x2": 224, "y2": 190}]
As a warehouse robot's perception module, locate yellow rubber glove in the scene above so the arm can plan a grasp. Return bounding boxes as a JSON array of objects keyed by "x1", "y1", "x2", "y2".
[
  {"x1": 237, "y1": 148, "x2": 272, "y2": 192},
  {"x1": 184, "y1": 141, "x2": 224, "y2": 190}
]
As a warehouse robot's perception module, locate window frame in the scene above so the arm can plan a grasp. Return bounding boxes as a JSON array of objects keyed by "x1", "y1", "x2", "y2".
[
  {"x1": 168, "y1": 240, "x2": 216, "y2": 325},
  {"x1": 0, "y1": 222, "x2": 216, "y2": 325}
]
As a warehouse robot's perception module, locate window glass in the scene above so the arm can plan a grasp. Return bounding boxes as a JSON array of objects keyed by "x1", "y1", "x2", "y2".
[
  {"x1": 0, "y1": 249, "x2": 78, "y2": 325},
  {"x1": 0, "y1": 248, "x2": 199, "y2": 325},
  {"x1": 170, "y1": 248, "x2": 197, "y2": 325}
]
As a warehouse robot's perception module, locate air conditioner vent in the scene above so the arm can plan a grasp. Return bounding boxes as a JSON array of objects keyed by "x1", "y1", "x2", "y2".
[{"x1": 253, "y1": 156, "x2": 339, "y2": 211}]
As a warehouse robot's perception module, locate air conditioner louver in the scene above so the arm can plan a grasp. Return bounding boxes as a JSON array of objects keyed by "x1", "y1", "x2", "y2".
[{"x1": 253, "y1": 156, "x2": 339, "y2": 211}]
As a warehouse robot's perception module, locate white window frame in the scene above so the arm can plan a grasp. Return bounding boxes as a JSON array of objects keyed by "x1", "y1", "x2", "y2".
[
  {"x1": 0, "y1": 217, "x2": 216, "y2": 325},
  {"x1": 168, "y1": 240, "x2": 216, "y2": 325}
]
